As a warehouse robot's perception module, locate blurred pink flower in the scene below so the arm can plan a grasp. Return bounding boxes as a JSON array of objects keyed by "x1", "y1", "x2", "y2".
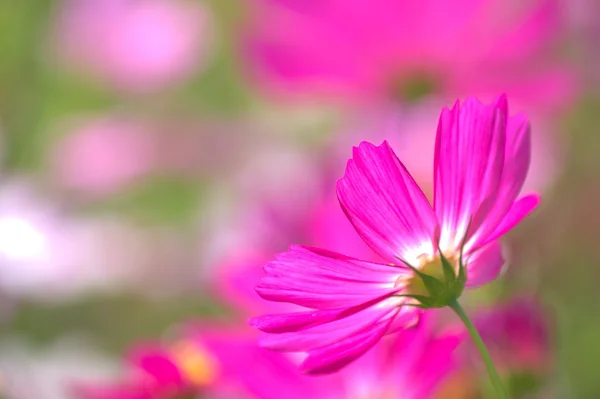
[
  {"x1": 233, "y1": 142, "x2": 325, "y2": 247},
  {"x1": 208, "y1": 142, "x2": 375, "y2": 317},
  {"x1": 245, "y1": 0, "x2": 577, "y2": 109},
  {"x1": 54, "y1": 0, "x2": 212, "y2": 92},
  {"x1": 184, "y1": 319, "x2": 461, "y2": 399},
  {"x1": 475, "y1": 298, "x2": 552, "y2": 373},
  {"x1": 211, "y1": 200, "x2": 379, "y2": 321},
  {"x1": 51, "y1": 117, "x2": 156, "y2": 197},
  {"x1": 74, "y1": 339, "x2": 222, "y2": 398},
  {"x1": 250, "y1": 96, "x2": 539, "y2": 373},
  {"x1": 436, "y1": 298, "x2": 553, "y2": 398}
]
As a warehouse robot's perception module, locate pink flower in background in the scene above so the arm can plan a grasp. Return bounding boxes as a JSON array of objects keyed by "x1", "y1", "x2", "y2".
[
  {"x1": 475, "y1": 298, "x2": 552, "y2": 373},
  {"x1": 250, "y1": 96, "x2": 540, "y2": 373},
  {"x1": 435, "y1": 298, "x2": 553, "y2": 398},
  {"x1": 245, "y1": 0, "x2": 577, "y2": 109},
  {"x1": 208, "y1": 141, "x2": 376, "y2": 316},
  {"x1": 54, "y1": 0, "x2": 212, "y2": 92},
  {"x1": 199, "y1": 319, "x2": 460, "y2": 399},
  {"x1": 51, "y1": 118, "x2": 156, "y2": 197},
  {"x1": 211, "y1": 198, "x2": 380, "y2": 319},
  {"x1": 74, "y1": 339, "x2": 222, "y2": 399}
]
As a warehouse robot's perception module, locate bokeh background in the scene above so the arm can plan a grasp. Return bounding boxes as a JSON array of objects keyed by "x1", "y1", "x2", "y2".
[{"x1": 0, "y1": 0, "x2": 598, "y2": 398}]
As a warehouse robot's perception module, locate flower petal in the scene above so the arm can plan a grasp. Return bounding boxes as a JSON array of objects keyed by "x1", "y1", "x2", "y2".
[
  {"x1": 470, "y1": 113, "x2": 533, "y2": 248},
  {"x1": 249, "y1": 289, "x2": 398, "y2": 334},
  {"x1": 465, "y1": 241, "x2": 504, "y2": 288},
  {"x1": 256, "y1": 306, "x2": 398, "y2": 351},
  {"x1": 434, "y1": 96, "x2": 507, "y2": 251},
  {"x1": 480, "y1": 194, "x2": 541, "y2": 247},
  {"x1": 337, "y1": 141, "x2": 437, "y2": 264},
  {"x1": 405, "y1": 332, "x2": 462, "y2": 398},
  {"x1": 127, "y1": 345, "x2": 184, "y2": 388},
  {"x1": 342, "y1": 314, "x2": 461, "y2": 397},
  {"x1": 299, "y1": 312, "x2": 397, "y2": 374},
  {"x1": 255, "y1": 245, "x2": 405, "y2": 309}
]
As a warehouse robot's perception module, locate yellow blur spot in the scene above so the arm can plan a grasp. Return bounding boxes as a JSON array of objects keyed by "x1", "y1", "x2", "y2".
[
  {"x1": 433, "y1": 370, "x2": 479, "y2": 399},
  {"x1": 170, "y1": 341, "x2": 219, "y2": 386}
]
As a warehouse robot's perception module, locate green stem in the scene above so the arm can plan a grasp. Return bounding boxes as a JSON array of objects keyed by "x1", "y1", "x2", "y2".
[{"x1": 448, "y1": 299, "x2": 508, "y2": 399}]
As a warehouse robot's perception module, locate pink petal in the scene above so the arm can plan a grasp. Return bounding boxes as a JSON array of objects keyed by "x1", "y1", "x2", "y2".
[
  {"x1": 434, "y1": 96, "x2": 507, "y2": 251},
  {"x1": 308, "y1": 194, "x2": 381, "y2": 262},
  {"x1": 249, "y1": 290, "x2": 397, "y2": 334},
  {"x1": 384, "y1": 305, "x2": 422, "y2": 334},
  {"x1": 127, "y1": 345, "x2": 185, "y2": 389},
  {"x1": 256, "y1": 306, "x2": 398, "y2": 351},
  {"x1": 337, "y1": 141, "x2": 437, "y2": 264},
  {"x1": 481, "y1": 194, "x2": 541, "y2": 247},
  {"x1": 256, "y1": 245, "x2": 405, "y2": 309},
  {"x1": 299, "y1": 312, "x2": 397, "y2": 374},
  {"x1": 471, "y1": 113, "x2": 532, "y2": 248},
  {"x1": 222, "y1": 345, "x2": 331, "y2": 399},
  {"x1": 341, "y1": 314, "x2": 461, "y2": 397},
  {"x1": 211, "y1": 252, "x2": 290, "y2": 316},
  {"x1": 405, "y1": 333, "x2": 462, "y2": 398},
  {"x1": 465, "y1": 241, "x2": 504, "y2": 288},
  {"x1": 182, "y1": 326, "x2": 332, "y2": 399}
]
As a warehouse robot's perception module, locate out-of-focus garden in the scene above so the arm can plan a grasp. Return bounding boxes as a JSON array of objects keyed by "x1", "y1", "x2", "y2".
[{"x1": 0, "y1": 1, "x2": 599, "y2": 398}]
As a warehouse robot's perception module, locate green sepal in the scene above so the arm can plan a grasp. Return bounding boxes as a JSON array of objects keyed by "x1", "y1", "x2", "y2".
[
  {"x1": 403, "y1": 261, "x2": 446, "y2": 297},
  {"x1": 439, "y1": 248, "x2": 457, "y2": 284},
  {"x1": 455, "y1": 218, "x2": 472, "y2": 292},
  {"x1": 419, "y1": 272, "x2": 447, "y2": 297},
  {"x1": 395, "y1": 294, "x2": 436, "y2": 309}
]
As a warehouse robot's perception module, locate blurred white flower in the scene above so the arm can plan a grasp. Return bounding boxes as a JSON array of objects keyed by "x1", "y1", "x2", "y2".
[
  {"x1": 0, "y1": 337, "x2": 117, "y2": 399},
  {"x1": 0, "y1": 179, "x2": 147, "y2": 300}
]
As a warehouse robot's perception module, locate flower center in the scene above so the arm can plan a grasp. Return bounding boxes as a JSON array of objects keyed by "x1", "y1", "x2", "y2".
[
  {"x1": 170, "y1": 341, "x2": 219, "y2": 387},
  {"x1": 396, "y1": 252, "x2": 460, "y2": 301}
]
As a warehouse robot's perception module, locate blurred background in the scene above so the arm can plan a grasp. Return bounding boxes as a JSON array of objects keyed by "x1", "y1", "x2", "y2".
[{"x1": 0, "y1": 0, "x2": 598, "y2": 398}]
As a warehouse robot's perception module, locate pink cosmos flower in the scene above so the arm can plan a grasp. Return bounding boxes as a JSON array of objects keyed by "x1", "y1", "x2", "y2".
[
  {"x1": 73, "y1": 339, "x2": 222, "y2": 399},
  {"x1": 53, "y1": 0, "x2": 212, "y2": 92},
  {"x1": 250, "y1": 95, "x2": 540, "y2": 373},
  {"x1": 244, "y1": 0, "x2": 577, "y2": 109}
]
